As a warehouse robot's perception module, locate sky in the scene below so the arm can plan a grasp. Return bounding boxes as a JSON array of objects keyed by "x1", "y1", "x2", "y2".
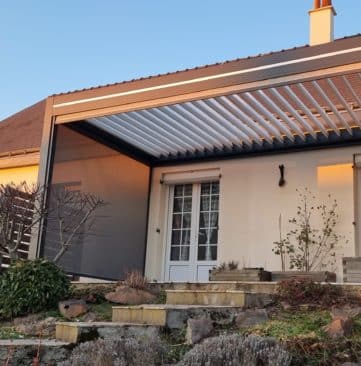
[{"x1": 1, "y1": 0, "x2": 361, "y2": 120}]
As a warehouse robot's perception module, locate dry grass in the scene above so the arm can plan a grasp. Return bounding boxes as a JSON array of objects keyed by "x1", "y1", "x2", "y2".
[{"x1": 123, "y1": 271, "x2": 149, "y2": 290}]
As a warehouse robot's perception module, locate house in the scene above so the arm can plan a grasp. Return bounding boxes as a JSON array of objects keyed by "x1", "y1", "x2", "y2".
[
  {"x1": 0, "y1": 100, "x2": 45, "y2": 185},
  {"x1": 5, "y1": 0, "x2": 361, "y2": 281}
]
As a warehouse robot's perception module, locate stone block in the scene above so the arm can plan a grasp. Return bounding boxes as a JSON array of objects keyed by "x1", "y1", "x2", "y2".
[
  {"x1": 186, "y1": 317, "x2": 213, "y2": 344},
  {"x1": 59, "y1": 299, "x2": 88, "y2": 319}
]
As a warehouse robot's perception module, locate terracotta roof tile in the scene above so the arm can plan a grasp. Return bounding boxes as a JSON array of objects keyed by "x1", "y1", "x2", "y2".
[{"x1": 0, "y1": 100, "x2": 46, "y2": 155}]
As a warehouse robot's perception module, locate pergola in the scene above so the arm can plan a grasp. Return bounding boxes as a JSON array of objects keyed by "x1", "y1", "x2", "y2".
[
  {"x1": 44, "y1": 35, "x2": 361, "y2": 168},
  {"x1": 31, "y1": 35, "x2": 361, "y2": 278}
]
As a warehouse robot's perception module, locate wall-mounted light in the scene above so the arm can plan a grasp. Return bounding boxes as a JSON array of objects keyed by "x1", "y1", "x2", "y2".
[{"x1": 279, "y1": 164, "x2": 286, "y2": 187}]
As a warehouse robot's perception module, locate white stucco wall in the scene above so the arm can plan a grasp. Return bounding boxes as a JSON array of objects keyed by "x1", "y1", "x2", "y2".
[{"x1": 145, "y1": 145, "x2": 361, "y2": 282}]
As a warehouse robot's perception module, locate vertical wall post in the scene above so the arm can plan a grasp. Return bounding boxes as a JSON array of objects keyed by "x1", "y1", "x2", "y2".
[{"x1": 28, "y1": 97, "x2": 56, "y2": 259}]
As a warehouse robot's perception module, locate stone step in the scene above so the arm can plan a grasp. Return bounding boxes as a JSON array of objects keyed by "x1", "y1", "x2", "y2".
[
  {"x1": 56, "y1": 321, "x2": 159, "y2": 344},
  {"x1": 112, "y1": 304, "x2": 243, "y2": 328},
  {"x1": 165, "y1": 290, "x2": 273, "y2": 307},
  {"x1": 165, "y1": 289, "x2": 246, "y2": 306},
  {"x1": 152, "y1": 281, "x2": 277, "y2": 294}
]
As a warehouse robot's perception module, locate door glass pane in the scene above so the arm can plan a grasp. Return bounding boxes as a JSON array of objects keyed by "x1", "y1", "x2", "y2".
[
  {"x1": 170, "y1": 184, "x2": 192, "y2": 261},
  {"x1": 198, "y1": 181, "x2": 219, "y2": 261},
  {"x1": 173, "y1": 198, "x2": 183, "y2": 213}
]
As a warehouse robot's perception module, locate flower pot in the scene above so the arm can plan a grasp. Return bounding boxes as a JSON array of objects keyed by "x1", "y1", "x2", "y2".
[
  {"x1": 271, "y1": 271, "x2": 336, "y2": 282},
  {"x1": 209, "y1": 267, "x2": 272, "y2": 282}
]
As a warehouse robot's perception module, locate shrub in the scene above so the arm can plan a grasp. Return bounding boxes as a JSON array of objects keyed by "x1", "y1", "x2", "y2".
[
  {"x1": 123, "y1": 270, "x2": 149, "y2": 290},
  {"x1": 59, "y1": 336, "x2": 167, "y2": 366},
  {"x1": 178, "y1": 334, "x2": 291, "y2": 366},
  {"x1": 276, "y1": 278, "x2": 352, "y2": 306},
  {"x1": 0, "y1": 259, "x2": 70, "y2": 318}
]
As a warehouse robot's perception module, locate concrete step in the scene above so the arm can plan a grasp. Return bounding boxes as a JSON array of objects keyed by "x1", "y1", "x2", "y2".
[
  {"x1": 153, "y1": 281, "x2": 277, "y2": 294},
  {"x1": 165, "y1": 289, "x2": 246, "y2": 306},
  {"x1": 56, "y1": 321, "x2": 159, "y2": 343},
  {"x1": 112, "y1": 304, "x2": 243, "y2": 328},
  {"x1": 165, "y1": 290, "x2": 273, "y2": 307}
]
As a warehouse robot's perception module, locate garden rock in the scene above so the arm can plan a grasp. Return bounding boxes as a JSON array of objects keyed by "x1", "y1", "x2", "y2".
[
  {"x1": 186, "y1": 317, "x2": 213, "y2": 345},
  {"x1": 235, "y1": 309, "x2": 268, "y2": 328},
  {"x1": 105, "y1": 285, "x2": 156, "y2": 305},
  {"x1": 59, "y1": 299, "x2": 88, "y2": 319},
  {"x1": 323, "y1": 317, "x2": 353, "y2": 339}
]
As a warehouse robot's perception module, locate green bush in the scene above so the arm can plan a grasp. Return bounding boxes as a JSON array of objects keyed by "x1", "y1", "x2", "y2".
[{"x1": 0, "y1": 259, "x2": 70, "y2": 318}]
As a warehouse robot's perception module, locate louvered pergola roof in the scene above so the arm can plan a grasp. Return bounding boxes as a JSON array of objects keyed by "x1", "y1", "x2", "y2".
[
  {"x1": 85, "y1": 72, "x2": 361, "y2": 162},
  {"x1": 48, "y1": 35, "x2": 361, "y2": 165}
]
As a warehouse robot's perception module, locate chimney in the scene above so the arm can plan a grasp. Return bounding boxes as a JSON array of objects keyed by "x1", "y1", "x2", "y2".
[{"x1": 309, "y1": 0, "x2": 336, "y2": 46}]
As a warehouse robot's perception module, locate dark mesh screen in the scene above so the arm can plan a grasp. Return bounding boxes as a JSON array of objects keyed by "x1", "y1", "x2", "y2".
[{"x1": 42, "y1": 124, "x2": 150, "y2": 279}]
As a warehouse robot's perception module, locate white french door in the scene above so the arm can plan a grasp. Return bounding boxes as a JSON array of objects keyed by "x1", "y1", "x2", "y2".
[{"x1": 165, "y1": 181, "x2": 219, "y2": 282}]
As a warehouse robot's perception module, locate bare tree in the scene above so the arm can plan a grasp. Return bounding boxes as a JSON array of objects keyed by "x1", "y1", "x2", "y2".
[
  {"x1": 0, "y1": 182, "x2": 105, "y2": 266},
  {"x1": 46, "y1": 186, "x2": 105, "y2": 263},
  {"x1": 0, "y1": 182, "x2": 45, "y2": 263}
]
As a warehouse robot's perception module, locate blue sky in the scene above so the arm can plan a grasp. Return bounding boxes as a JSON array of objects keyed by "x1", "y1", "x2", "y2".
[{"x1": 1, "y1": 0, "x2": 360, "y2": 120}]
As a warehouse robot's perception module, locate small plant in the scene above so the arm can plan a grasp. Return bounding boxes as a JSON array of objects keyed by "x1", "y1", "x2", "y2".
[
  {"x1": 273, "y1": 189, "x2": 344, "y2": 272},
  {"x1": 0, "y1": 259, "x2": 70, "y2": 318},
  {"x1": 59, "y1": 336, "x2": 167, "y2": 366},
  {"x1": 228, "y1": 260, "x2": 239, "y2": 270},
  {"x1": 215, "y1": 261, "x2": 239, "y2": 272},
  {"x1": 272, "y1": 214, "x2": 290, "y2": 271},
  {"x1": 275, "y1": 278, "x2": 354, "y2": 307},
  {"x1": 123, "y1": 270, "x2": 149, "y2": 290},
  {"x1": 178, "y1": 334, "x2": 291, "y2": 366}
]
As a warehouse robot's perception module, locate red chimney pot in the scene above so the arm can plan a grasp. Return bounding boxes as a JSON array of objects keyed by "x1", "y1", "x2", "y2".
[
  {"x1": 322, "y1": 0, "x2": 332, "y2": 6},
  {"x1": 314, "y1": 0, "x2": 321, "y2": 9}
]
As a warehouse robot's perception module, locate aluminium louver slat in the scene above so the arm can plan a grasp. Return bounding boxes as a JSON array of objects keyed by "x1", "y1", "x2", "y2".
[
  {"x1": 228, "y1": 94, "x2": 283, "y2": 142},
  {"x1": 171, "y1": 103, "x2": 232, "y2": 148},
  {"x1": 282, "y1": 85, "x2": 328, "y2": 137},
  {"x1": 111, "y1": 113, "x2": 186, "y2": 154},
  {"x1": 296, "y1": 83, "x2": 340, "y2": 135},
  {"x1": 255, "y1": 90, "x2": 306, "y2": 140},
  {"x1": 217, "y1": 95, "x2": 273, "y2": 144},
  {"x1": 327, "y1": 78, "x2": 361, "y2": 128},
  {"x1": 242, "y1": 92, "x2": 295, "y2": 142},
  {"x1": 311, "y1": 80, "x2": 352, "y2": 134}
]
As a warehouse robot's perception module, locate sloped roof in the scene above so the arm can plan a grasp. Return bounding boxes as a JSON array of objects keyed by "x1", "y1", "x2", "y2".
[
  {"x1": 0, "y1": 100, "x2": 45, "y2": 156},
  {"x1": 52, "y1": 34, "x2": 361, "y2": 98}
]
